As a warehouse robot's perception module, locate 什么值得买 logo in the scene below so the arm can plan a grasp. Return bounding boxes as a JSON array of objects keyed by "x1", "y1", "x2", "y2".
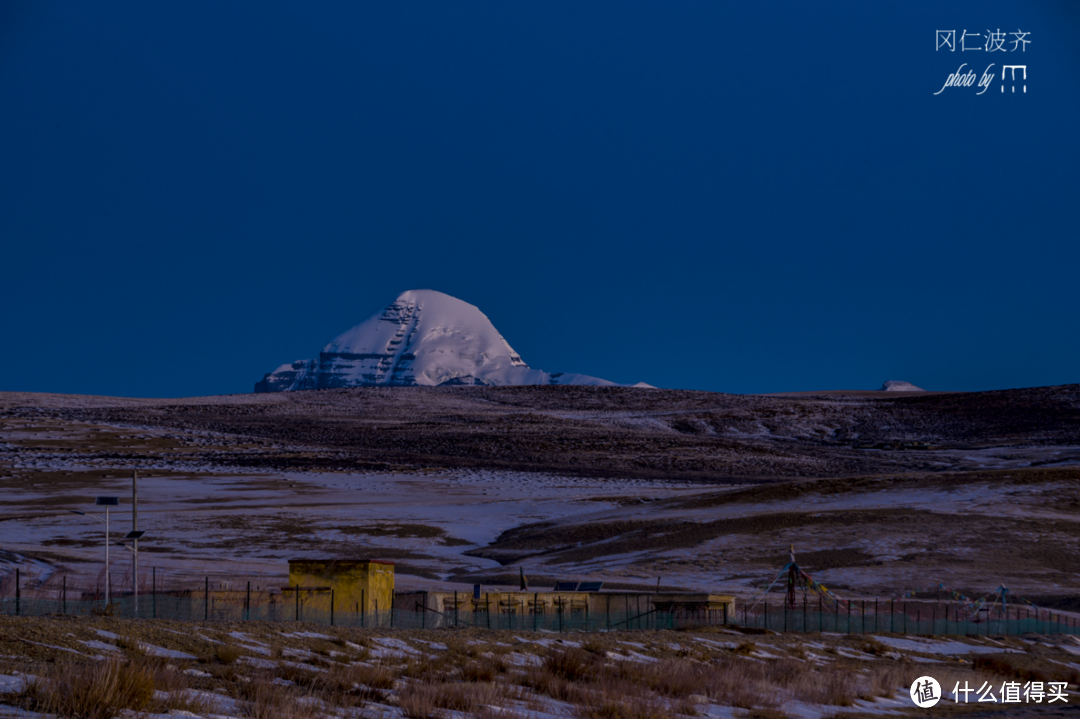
[
  {"x1": 909, "y1": 675, "x2": 1069, "y2": 707},
  {"x1": 911, "y1": 676, "x2": 941, "y2": 708}
]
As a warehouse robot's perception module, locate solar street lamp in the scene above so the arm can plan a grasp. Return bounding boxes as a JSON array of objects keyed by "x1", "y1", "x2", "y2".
[
  {"x1": 70, "y1": 496, "x2": 119, "y2": 604},
  {"x1": 117, "y1": 530, "x2": 146, "y2": 614}
]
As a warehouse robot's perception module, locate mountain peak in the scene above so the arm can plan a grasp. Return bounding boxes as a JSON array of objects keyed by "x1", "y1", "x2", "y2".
[
  {"x1": 256, "y1": 290, "x2": 648, "y2": 392},
  {"x1": 880, "y1": 380, "x2": 924, "y2": 392}
]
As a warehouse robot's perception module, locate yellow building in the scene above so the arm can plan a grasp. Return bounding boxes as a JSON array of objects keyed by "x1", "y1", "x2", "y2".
[{"x1": 287, "y1": 559, "x2": 394, "y2": 614}]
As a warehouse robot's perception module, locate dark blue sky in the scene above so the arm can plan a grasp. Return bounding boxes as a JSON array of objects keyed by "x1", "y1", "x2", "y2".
[{"x1": 2, "y1": 1, "x2": 1076, "y2": 397}]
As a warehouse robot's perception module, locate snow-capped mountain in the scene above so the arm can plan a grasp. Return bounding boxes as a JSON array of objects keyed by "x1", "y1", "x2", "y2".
[
  {"x1": 255, "y1": 290, "x2": 650, "y2": 392},
  {"x1": 880, "y1": 381, "x2": 925, "y2": 391}
]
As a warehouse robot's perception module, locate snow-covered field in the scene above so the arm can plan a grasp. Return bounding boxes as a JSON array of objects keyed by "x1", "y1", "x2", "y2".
[
  {"x1": 4, "y1": 614, "x2": 1078, "y2": 718},
  {"x1": 2, "y1": 383, "x2": 1080, "y2": 601}
]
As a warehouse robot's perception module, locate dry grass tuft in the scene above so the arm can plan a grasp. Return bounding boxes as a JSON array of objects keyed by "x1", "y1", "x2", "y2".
[
  {"x1": 573, "y1": 688, "x2": 674, "y2": 719},
  {"x1": 519, "y1": 663, "x2": 579, "y2": 703},
  {"x1": 114, "y1": 635, "x2": 143, "y2": 654},
  {"x1": 863, "y1": 664, "x2": 907, "y2": 698},
  {"x1": 860, "y1": 638, "x2": 891, "y2": 656},
  {"x1": 240, "y1": 680, "x2": 320, "y2": 719},
  {"x1": 148, "y1": 663, "x2": 215, "y2": 714},
  {"x1": 972, "y1": 655, "x2": 1048, "y2": 683},
  {"x1": 580, "y1": 635, "x2": 611, "y2": 656},
  {"x1": 216, "y1": 643, "x2": 242, "y2": 664},
  {"x1": 319, "y1": 661, "x2": 396, "y2": 704},
  {"x1": 397, "y1": 681, "x2": 439, "y2": 718},
  {"x1": 543, "y1": 647, "x2": 597, "y2": 682},
  {"x1": 801, "y1": 671, "x2": 856, "y2": 706},
  {"x1": 19, "y1": 659, "x2": 155, "y2": 719},
  {"x1": 401, "y1": 653, "x2": 454, "y2": 683},
  {"x1": 461, "y1": 654, "x2": 507, "y2": 682},
  {"x1": 275, "y1": 662, "x2": 322, "y2": 687},
  {"x1": 350, "y1": 662, "x2": 399, "y2": 690},
  {"x1": 429, "y1": 681, "x2": 502, "y2": 712}
]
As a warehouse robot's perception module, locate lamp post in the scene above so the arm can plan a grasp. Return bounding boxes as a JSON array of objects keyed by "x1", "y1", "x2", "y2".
[
  {"x1": 117, "y1": 531, "x2": 146, "y2": 615},
  {"x1": 71, "y1": 496, "x2": 119, "y2": 604}
]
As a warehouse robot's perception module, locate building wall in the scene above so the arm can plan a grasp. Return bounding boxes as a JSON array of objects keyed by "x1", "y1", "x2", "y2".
[
  {"x1": 398, "y1": 590, "x2": 736, "y2": 619},
  {"x1": 288, "y1": 560, "x2": 394, "y2": 613}
]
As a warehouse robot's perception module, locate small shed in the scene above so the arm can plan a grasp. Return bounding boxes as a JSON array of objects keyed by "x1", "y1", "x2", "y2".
[{"x1": 287, "y1": 559, "x2": 394, "y2": 614}]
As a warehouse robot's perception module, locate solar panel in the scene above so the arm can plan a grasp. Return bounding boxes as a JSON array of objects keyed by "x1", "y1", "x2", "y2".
[
  {"x1": 554, "y1": 582, "x2": 579, "y2": 591},
  {"x1": 578, "y1": 581, "x2": 604, "y2": 592}
]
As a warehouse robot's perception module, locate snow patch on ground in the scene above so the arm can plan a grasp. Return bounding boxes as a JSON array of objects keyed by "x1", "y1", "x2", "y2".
[{"x1": 872, "y1": 635, "x2": 1020, "y2": 655}]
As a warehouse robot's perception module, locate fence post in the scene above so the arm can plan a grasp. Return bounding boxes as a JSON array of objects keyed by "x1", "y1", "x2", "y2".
[
  {"x1": 875, "y1": 599, "x2": 878, "y2": 633},
  {"x1": 330, "y1": 589, "x2": 334, "y2": 627},
  {"x1": 903, "y1": 603, "x2": 907, "y2": 634},
  {"x1": 62, "y1": 575, "x2": 66, "y2": 615},
  {"x1": 454, "y1": 591, "x2": 459, "y2": 628},
  {"x1": 891, "y1": 600, "x2": 894, "y2": 633},
  {"x1": 862, "y1": 601, "x2": 866, "y2": 634},
  {"x1": 295, "y1": 585, "x2": 299, "y2": 622},
  {"x1": 819, "y1": 596, "x2": 823, "y2": 632},
  {"x1": 152, "y1": 568, "x2": 156, "y2": 619},
  {"x1": 204, "y1": 577, "x2": 209, "y2": 621},
  {"x1": 15, "y1": 568, "x2": 20, "y2": 616},
  {"x1": 246, "y1": 581, "x2": 251, "y2": 621},
  {"x1": 361, "y1": 590, "x2": 365, "y2": 628},
  {"x1": 764, "y1": 602, "x2": 768, "y2": 631}
]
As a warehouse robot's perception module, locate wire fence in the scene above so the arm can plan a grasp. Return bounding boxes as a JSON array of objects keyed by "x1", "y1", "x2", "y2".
[
  {"x1": 0, "y1": 593, "x2": 713, "y2": 631},
  {"x1": 739, "y1": 600, "x2": 1080, "y2": 636},
  {"x1": 3, "y1": 566, "x2": 1077, "y2": 636},
  {"x1": 2, "y1": 589, "x2": 1078, "y2": 635}
]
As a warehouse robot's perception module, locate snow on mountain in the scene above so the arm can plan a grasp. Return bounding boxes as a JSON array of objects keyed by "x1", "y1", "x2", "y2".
[
  {"x1": 255, "y1": 290, "x2": 650, "y2": 392},
  {"x1": 880, "y1": 380, "x2": 925, "y2": 391}
]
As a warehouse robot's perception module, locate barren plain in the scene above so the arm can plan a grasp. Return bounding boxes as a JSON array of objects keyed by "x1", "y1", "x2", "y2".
[{"x1": 1, "y1": 384, "x2": 1079, "y2": 604}]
